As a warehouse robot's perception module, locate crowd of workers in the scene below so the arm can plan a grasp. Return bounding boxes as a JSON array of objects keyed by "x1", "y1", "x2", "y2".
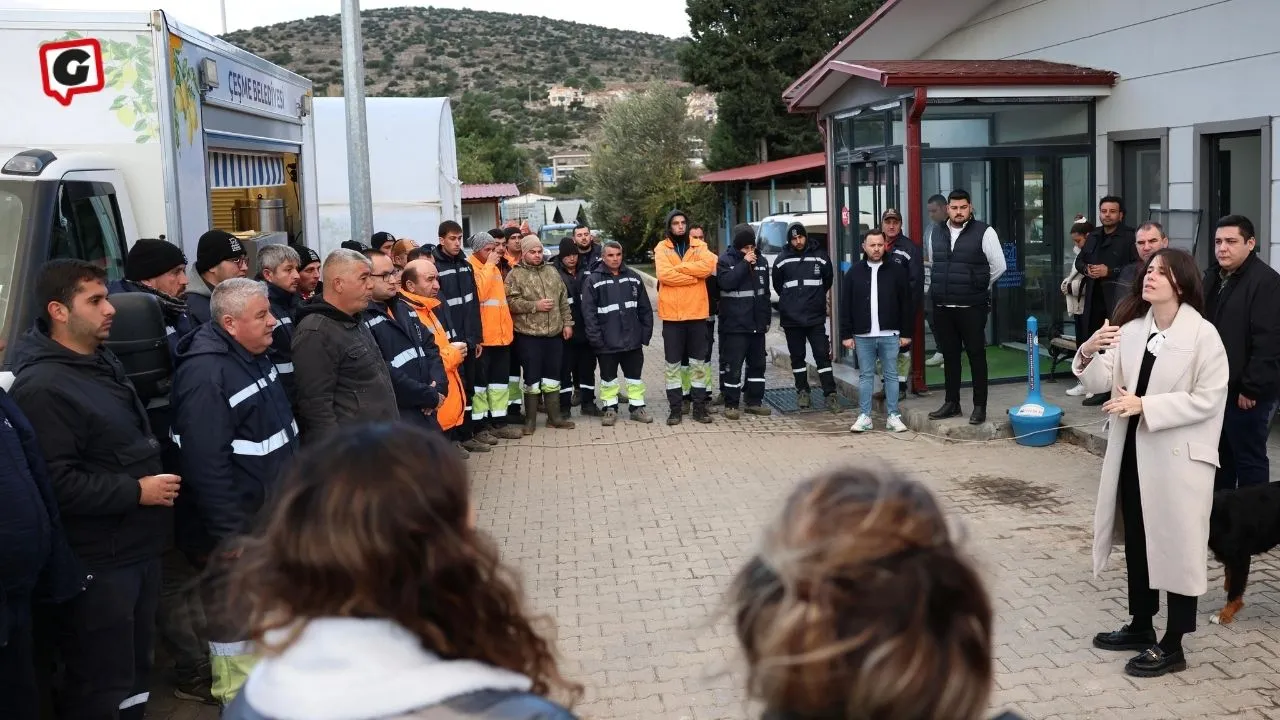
[{"x1": 1, "y1": 185, "x2": 1278, "y2": 717}]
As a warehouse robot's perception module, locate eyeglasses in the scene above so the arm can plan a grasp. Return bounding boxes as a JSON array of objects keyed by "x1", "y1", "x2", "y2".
[{"x1": 372, "y1": 270, "x2": 400, "y2": 280}]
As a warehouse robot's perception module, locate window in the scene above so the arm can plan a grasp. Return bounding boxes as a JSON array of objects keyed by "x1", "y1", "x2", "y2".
[
  {"x1": 0, "y1": 185, "x2": 29, "y2": 339},
  {"x1": 750, "y1": 199, "x2": 760, "y2": 221},
  {"x1": 1120, "y1": 140, "x2": 1163, "y2": 221},
  {"x1": 778, "y1": 201, "x2": 792, "y2": 213},
  {"x1": 462, "y1": 215, "x2": 472, "y2": 238},
  {"x1": 50, "y1": 181, "x2": 127, "y2": 281}
]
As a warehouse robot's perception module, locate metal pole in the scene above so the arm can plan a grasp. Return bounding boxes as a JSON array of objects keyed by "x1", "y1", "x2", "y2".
[
  {"x1": 219, "y1": 0, "x2": 228, "y2": 34},
  {"x1": 340, "y1": 0, "x2": 374, "y2": 244}
]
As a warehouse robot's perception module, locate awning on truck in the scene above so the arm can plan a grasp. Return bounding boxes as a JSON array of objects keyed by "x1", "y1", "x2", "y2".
[{"x1": 208, "y1": 151, "x2": 286, "y2": 189}]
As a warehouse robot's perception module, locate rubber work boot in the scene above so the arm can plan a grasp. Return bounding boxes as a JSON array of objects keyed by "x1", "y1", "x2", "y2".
[
  {"x1": 667, "y1": 409, "x2": 682, "y2": 426},
  {"x1": 522, "y1": 393, "x2": 539, "y2": 435},
  {"x1": 745, "y1": 405, "x2": 772, "y2": 416},
  {"x1": 630, "y1": 407, "x2": 653, "y2": 424},
  {"x1": 796, "y1": 391, "x2": 811, "y2": 410},
  {"x1": 492, "y1": 424, "x2": 524, "y2": 440},
  {"x1": 724, "y1": 407, "x2": 742, "y2": 420},
  {"x1": 452, "y1": 441, "x2": 471, "y2": 459},
  {"x1": 545, "y1": 395, "x2": 576, "y2": 429},
  {"x1": 826, "y1": 393, "x2": 842, "y2": 414},
  {"x1": 602, "y1": 408, "x2": 617, "y2": 426},
  {"x1": 461, "y1": 438, "x2": 491, "y2": 453},
  {"x1": 682, "y1": 398, "x2": 693, "y2": 415},
  {"x1": 692, "y1": 398, "x2": 713, "y2": 424},
  {"x1": 474, "y1": 429, "x2": 499, "y2": 445}
]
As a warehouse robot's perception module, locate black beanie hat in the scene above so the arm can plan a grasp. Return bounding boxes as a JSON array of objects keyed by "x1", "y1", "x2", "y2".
[
  {"x1": 732, "y1": 223, "x2": 756, "y2": 251},
  {"x1": 558, "y1": 238, "x2": 577, "y2": 258},
  {"x1": 341, "y1": 239, "x2": 368, "y2": 253},
  {"x1": 297, "y1": 245, "x2": 321, "y2": 267},
  {"x1": 371, "y1": 231, "x2": 396, "y2": 250},
  {"x1": 195, "y1": 230, "x2": 246, "y2": 275},
  {"x1": 487, "y1": 228, "x2": 506, "y2": 239},
  {"x1": 125, "y1": 238, "x2": 187, "y2": 282},
  {"x1": 787, "y1": 222, "x2": 807, "y2": 241}
]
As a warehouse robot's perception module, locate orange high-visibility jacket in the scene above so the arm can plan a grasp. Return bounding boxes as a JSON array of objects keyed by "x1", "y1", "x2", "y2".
[
  {"x1": 654, "y1": 236, "x2": 717, "y2": 321},
  {"x1": 468, "y1": 254, "x2": 515, "y2": 346},
  {"x1": 400, "y1": 290, "x2": 465, "y2": 431}
]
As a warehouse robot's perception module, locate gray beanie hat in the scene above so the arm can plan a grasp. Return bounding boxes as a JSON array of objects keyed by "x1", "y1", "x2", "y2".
[{"x1": 468, "y1": 232, "x2": 498, "y2": 252}]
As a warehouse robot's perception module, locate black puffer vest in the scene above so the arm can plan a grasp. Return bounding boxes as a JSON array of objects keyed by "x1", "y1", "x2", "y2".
[{"x1": 930, "y1": 219, "x2": 991, "y2": 306}]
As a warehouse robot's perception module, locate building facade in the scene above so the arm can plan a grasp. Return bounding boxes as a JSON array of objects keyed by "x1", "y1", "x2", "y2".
[{"x1": 787, "y1": 0, "x2": 1280, "y2": 387}]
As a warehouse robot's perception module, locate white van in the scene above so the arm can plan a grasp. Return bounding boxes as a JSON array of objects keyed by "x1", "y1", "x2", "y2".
[{"x1": 754, "y1": 211, "x2": 828, "y2": 302}]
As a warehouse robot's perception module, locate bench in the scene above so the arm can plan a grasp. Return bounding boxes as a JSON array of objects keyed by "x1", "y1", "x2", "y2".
[{"x1": 1047, "y1": 333, "x2": 1077, "y2": 382}]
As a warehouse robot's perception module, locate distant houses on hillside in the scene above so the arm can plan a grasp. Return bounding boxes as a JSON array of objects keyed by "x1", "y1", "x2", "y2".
[{"x1": 546, "y1": 85, "x2": 718, "y2": 123}]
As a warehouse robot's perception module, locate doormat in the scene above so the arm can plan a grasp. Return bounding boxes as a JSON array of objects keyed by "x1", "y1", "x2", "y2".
[{"x1": 761, "y1": 387, "x2": 857, "y2": 414}]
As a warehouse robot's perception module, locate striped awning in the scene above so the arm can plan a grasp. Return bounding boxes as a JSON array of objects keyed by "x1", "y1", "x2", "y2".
[{"x1": 208, "y1": 151, "x2": 286, "y2": 189}]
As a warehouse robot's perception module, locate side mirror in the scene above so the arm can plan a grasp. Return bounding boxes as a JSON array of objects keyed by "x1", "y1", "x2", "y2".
[{"x1": 104, "y1": 292, "x2": 172, "y2": 405}]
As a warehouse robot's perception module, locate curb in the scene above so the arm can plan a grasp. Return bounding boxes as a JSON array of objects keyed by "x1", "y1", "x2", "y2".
[{"x1": 767, "y1": 343, "x2": 1107, "y2": 455}]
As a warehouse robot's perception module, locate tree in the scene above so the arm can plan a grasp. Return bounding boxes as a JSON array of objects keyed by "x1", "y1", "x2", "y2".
[
  {"x1": 584, "y1": 84, "x2": 718, "y2": 257},
  {"x1": 453, "y1": 92, "x2": 532, "y2": 186},
  {"x1": 680, "y1": 0, "x2": 884, "y2": 170}
]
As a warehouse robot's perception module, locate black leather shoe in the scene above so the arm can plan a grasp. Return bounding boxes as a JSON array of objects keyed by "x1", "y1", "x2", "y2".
[
  {"x1": 1092, "y1": 624, "x2": 1157, "y2": 652},
  {"x1": 928, "y1": 402, "x2": 961, "y2": 420},
  {"x1": 969, "y1": 406, "x2": 986, "y2": 425},
  {"x1": 1125, "y1": 647, "x2": 1187, "y2": 677}
]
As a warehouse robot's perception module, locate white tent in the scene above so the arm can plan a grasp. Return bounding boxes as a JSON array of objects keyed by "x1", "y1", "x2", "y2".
[{"x1": 313, "y1": 97, "x2": 461, "y2": 254}]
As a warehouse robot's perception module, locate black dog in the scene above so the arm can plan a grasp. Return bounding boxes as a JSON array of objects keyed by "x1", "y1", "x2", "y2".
[{"x1": 1208, "y1": 484, "x2": 1280, "y2": 624}]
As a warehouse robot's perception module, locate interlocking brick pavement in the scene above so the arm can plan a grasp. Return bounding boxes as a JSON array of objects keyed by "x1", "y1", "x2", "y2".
[{"x1": 154, "y1": 298, "x2": 1280, "y2": 719}]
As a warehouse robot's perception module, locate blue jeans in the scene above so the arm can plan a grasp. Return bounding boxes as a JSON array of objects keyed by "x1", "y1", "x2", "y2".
[{"x1": 856, "y1": 335, "x2": 900, "y2": 416}]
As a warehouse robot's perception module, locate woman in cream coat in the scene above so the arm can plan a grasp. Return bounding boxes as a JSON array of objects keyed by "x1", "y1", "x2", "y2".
[{"x1": 1072, "y1": 248, "x2": 1228, "y2": 679}]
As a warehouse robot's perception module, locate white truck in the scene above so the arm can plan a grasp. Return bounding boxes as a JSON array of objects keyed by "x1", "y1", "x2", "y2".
[
  {"x1": 0, "y1": 9, "x2": 319, "y2": 374},
  {"x1": 312, "y1": 97, "x2": 460, "y2": 255}
]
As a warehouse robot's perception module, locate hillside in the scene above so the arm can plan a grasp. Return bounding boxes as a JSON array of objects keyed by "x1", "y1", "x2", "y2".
[{"x1": 222, "y1": 7, "x2": 688, "y2": 158}]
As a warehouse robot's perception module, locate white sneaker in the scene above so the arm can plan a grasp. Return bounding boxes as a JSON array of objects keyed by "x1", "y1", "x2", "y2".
[
  {"x1": 886, "y1": 413, "x2": 908, "y2": 433},
  {"x1": 925, "y1": 352, "x2": 944, "y2": 367},
  {"x1": 1065, "y1": 383, "x2": 1086, "y2": 397},
  {"x1": 850, "y1": 414, "x2": 874, "y2": 433}
]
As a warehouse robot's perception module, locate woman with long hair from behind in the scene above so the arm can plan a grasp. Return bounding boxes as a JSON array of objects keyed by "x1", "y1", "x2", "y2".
[
  {"x1": 222, "y1": 423, "x2": 581, "y2": 719},
  {"x1": 1073, "y1": 248, "x2": 1227, "y2": 677},
  {"x1": 731, "y1": 466, "x2": 1022, "y2": 720}
]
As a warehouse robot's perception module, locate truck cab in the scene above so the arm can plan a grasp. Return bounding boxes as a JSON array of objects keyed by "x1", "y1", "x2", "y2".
[{"x1": 0, "y1": 147, "x2": 135, "y2": 383}]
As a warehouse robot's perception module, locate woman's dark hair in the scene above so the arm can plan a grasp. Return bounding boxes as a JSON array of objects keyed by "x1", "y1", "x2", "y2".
[
  {"x1": 1070, "y1": 221, "x2": 1094, "y2": 237},
  {"x1": 731, "y1": 466, "x2": 993, "y2": 720},
  {"x1": 1112, "y1": 247, "x2": 1204, "y2": 326},
  {"x1": 231, "y1": 424, "x2": 581, "y2": 704}
]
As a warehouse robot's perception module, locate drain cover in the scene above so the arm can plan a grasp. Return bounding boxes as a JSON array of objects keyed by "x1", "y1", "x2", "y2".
[{"x1": 761, "y1": 387, "x2": 857, "y2": 414}]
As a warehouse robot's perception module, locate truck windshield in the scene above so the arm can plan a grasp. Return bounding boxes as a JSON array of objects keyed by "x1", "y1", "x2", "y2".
[
  {"x1": 757, "y1": 221, "x2": 789, "y2": 255},
  {"x1": 0, "y1": 183, "x2": 32, "y2": 343}
]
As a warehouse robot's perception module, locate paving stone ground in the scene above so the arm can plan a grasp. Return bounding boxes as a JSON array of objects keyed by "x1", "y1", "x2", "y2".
[{"x1": 153, "y1": 298, "x2": 1280, "y2": 719}]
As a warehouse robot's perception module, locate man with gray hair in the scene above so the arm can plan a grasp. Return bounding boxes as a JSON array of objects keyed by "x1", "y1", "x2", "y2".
[
  {"x1": 1113, "y1": 221, "x2": 1170, "y2": 305},
  {"x1": 170, "y1": 277, "x2": 299, "y2": 701},
  {"x1": 291, "y1": 249, "x2": 397, "y2": 440},
  {"x1": 258, "y1": 244, "x2": 302, "y2": 404}
]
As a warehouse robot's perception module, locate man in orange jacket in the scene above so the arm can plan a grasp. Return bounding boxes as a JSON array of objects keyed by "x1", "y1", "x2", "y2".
[
  {"x1": 399, "y1": 258, "x2": 468, "y2": 454},
  {"x1": 654, "y1": 209, "x2": 718, "y2": 425},
  {"x1": 467, "y1": 233, "x2": 523, "y2": 440}
]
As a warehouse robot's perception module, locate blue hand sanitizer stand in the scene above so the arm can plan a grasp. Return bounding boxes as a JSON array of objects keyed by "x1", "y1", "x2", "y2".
[{"x1": 1007, "y1": 316, "x2": 1063, "y2": 447}]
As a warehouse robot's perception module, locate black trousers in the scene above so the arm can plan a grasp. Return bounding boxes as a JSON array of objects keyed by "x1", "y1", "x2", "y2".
[
  {"x1": 560, "y1": 342, "x2": 597, "y2": 409},
  {"x1": 720, "y1": 332, "x2": 767, "y2": 409},
  {"x1": 155, "y1": 547, "x2": 209, "y2": 689},
  {"x1": 1120, "y1": 451, "x2": 1197, "y2": 633},
  {"x1": 933, "y1": 304, "x2": 988, "y2": 406},
  {"x1": 0, "y1": 596, "x2": 39, "y2": 720},
  {"x1": 663, "y1": 320, "x2": 711, "y2": 408},
  {"x1": 1216, "y1": 396, "x2": 1278, "y2": 491},
  {"x1": 784, "y1": 325, "x2": 836, "y2": 395},
  {"x1": 453, "y1": 354, "x2": 478, "y2": 441},
  {"x1": 515, "y1": 334, "x2": 564, "y2": 393},
  {"x1": 54, "y1": 557, "x2": 161, "y2": 720}
]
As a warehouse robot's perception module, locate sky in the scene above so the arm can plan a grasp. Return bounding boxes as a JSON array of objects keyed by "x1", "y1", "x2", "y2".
[{"x1": 6, "y1": 0, "x2": 692, "y2": 38}]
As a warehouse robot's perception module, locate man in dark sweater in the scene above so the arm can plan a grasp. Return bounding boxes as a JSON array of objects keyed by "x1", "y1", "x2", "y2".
[
  {"x1": 1203, "y1": 215, "x2": 1280, "y2": 490},
  {"x1": 927, "y1": 189, "x2": 1007, "y2": 425}
]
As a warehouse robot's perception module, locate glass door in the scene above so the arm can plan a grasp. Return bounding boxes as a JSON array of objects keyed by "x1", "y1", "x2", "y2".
[{"x1": 834, "y1": 159, "x2": 900, "y2": 363}]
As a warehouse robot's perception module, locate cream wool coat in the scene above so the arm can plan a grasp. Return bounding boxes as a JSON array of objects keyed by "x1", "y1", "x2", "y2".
[{"x1": 1072, "y1": 303, "x2": 1229, "y2": 597}]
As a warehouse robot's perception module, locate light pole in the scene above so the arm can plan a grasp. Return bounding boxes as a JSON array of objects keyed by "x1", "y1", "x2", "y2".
[
  {"x1": 340, "y1": 0, "x2": 374, "y2": 244},
  {"x1": 219, "y1": 0, "x2": 227, "y2": 34}
]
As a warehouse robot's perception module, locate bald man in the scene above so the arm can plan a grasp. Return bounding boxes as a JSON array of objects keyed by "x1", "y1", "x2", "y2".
[{"x1": 291, "y1": 249, "x2": 397, "y2": 440}]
